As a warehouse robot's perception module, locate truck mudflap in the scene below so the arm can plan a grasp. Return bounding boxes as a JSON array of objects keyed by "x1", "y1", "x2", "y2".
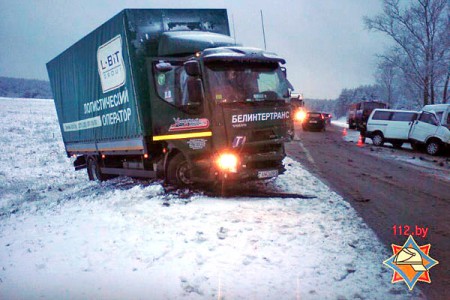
[{"x1": 73, "y1": 156, "x2": 87, "y2": 170}]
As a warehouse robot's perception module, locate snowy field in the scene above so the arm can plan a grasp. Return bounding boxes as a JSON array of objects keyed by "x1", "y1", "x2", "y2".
[{"x1": 0, "y1": 98, "x2": 424, "y2": 299}]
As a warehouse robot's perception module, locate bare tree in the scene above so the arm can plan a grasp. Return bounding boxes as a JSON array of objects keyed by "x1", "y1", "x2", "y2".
[
  {"x1": 364, "y1": 0, "x2": 449, "y2": 106},
  {"x1": 375, "y1": 59, "x2": 397, "y2": 107},
  {"x1": 443, "y1": 68, "x2": 449, "y2": 103}
]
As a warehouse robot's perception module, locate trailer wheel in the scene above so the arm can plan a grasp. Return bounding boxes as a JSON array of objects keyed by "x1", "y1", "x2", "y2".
[
  {"x1": 87, "y1": 157, "x2": 106, "y2": 182},
  {"x1": 167, "y1": 153, "x2": 194, "y2": 187}
]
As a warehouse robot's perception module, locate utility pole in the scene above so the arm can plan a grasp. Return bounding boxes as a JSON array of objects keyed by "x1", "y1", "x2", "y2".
[
  {"x1": 260, "y1": 10, "x2": 267, "y2": 50},
  {"x1": 232, "y1": 13, "x2": 237, "y2": 45}
]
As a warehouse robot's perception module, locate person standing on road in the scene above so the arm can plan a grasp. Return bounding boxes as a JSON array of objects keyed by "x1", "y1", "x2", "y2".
[
  {"x1": 359, "y1": 123, "x2": 366, "y2": 143},
  {"x1": 358, "y1": 110, "x2": 372, "y2": 143}
]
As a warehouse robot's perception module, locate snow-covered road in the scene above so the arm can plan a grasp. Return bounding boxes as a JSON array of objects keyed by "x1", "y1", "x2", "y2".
[{"x1": 0, "y1": 98, "x2": 423, "y2": 299}]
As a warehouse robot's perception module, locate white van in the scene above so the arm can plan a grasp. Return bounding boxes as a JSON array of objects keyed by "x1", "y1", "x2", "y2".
[
  {"x1": 409, "y1": 104, "x2": 450, "y2": 155},
  {"x1": 366, "y1": 109, "x2": 419, "y2": 148}
]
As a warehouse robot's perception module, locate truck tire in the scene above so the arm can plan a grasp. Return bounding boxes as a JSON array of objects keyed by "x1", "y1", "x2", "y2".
[
  {"x1": 372, "y1": 133, "x2": 384, "y2": 146},
  {"x1": 426, "y1": 140, "x2": 441, "y2": 156},
  {"x1": 167, "y1": 153, "x2": 194, "y2": 187},
  {"x1": 87, "y1": 157, "x2": 106, "y2": 182}
]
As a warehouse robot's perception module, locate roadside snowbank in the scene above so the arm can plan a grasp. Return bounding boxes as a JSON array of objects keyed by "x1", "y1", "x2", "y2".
[
  {"x1": 331, "y1": 116, "x2": 348, "y2": 128},
  {"x1": 0, "y1": 98, "x2": 422, "y2": 299}
]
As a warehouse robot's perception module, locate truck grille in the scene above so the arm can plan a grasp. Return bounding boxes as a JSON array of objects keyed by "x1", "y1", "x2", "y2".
[
  {"x1": 241, "y1": 143, "x2": 283, "y2": 155},
  {"x1": 250, "y1": 129, "x2": 277, "y2": 142},
  {"x1": 246, "y1": 160, "x2": 282, "y2": 169}
]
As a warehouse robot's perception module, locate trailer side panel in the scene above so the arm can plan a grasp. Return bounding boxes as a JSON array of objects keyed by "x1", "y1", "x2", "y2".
[{"x1": 47, "y1": 11, "x2": 143, "y2": 153}]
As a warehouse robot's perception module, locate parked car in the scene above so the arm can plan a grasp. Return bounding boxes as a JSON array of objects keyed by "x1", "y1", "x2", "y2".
[
  {"x1": 366, "y1": 109, "x2": 419, "y2": 148},
  {"x1": 302, "y1": 112, "x2": 326, "y2": 131},
  {"x1": 409, "y1": 104, "x2": 450, "y2": 155}
]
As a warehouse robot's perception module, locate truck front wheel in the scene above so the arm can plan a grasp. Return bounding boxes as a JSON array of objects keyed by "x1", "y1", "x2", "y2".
[{"x1": 167, "y1": 153, "x2": 194, "y2": 187}]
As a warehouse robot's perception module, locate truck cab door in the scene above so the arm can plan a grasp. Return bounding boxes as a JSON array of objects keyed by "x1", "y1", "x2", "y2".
[
  {"x1": 149, "y1": 59, "x2": 209, "y2": 136},
  {"x1": 409, "y1": 112, "x2": 439, "y2": 142}
]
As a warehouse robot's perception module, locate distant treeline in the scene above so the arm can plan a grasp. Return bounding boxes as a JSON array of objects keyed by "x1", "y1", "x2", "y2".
[
  {"x1": 0, "y1": 76, "x2": 52, "y2": 99},
  {"x1": 304, "y1": 98, "x2": 336, "y2": 115},
  {"x1": 304, "y1": 85, "x2": 391, "y2": 119},
  {"x1": 303, "y1": 82, "x2": 431, "y2": 119}
]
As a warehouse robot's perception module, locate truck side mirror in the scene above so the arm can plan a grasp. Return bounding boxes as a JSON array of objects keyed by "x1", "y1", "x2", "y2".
[
  {"x1": 185, "y1": 77, "x2": 204, "y2": 113},
  {"x1": 184, "y1": 60, "x2": 201, "y2": 77},
  {"x1": 281, "y1": 71, "x2": 293, "y2": 98},
  {"x1": 284, "y1": 89, "x2": 291, "y2": 99},
  {"x1": 155, "y1": 61, "x2": 173, "y2": 72}
]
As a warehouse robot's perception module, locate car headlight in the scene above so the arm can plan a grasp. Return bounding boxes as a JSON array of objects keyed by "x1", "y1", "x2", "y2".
[{"x1": 216, "y1": 153, "x2": 238, "y2": 173}]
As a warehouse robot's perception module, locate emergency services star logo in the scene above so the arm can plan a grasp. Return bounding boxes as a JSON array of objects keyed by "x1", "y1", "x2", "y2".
[{"x1": 383, "y1": 235, "x2": 439, "y2": 290}]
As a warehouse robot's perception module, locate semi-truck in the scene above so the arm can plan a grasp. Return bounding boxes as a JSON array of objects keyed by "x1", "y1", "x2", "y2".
[{"x1": 47, "y1": 9, "x2": 294, "y2": 187}]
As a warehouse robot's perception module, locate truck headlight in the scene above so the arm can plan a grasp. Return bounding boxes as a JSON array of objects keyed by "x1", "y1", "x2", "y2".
[
  {"x1": 295, "y1": 110, "x2": 306, "y2": 122},
  {"x1": 216, "y1": 153, "x2": 238, "y2": 173}
]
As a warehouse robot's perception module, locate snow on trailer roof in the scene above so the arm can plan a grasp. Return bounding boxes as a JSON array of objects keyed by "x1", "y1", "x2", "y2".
[
  {"x1": 48, "y1": 9, "x2": 232, "y2": 63},
  {"x1": 157, "y1": 31, "x2": 236, "y2": 56}
]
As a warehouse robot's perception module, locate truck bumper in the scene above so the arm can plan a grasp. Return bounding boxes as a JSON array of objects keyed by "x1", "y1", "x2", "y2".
[{"x1": 190, "y1": 143, "x2": 286, "y2": 183}]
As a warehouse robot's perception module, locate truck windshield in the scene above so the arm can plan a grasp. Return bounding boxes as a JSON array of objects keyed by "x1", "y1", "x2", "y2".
[{"x1": 205, "y1": 62, "x2": 289, "y2": 103}]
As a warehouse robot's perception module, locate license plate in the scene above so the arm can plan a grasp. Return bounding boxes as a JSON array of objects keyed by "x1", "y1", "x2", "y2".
[
  {"x1": 309, "y1": 120, "x2": 317, "y2": 123},
  {"x1": 257, "y1": 169, "x2": 278, "y2": 179}
]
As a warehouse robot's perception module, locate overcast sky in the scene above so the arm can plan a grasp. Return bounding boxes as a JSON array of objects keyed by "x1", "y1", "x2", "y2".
[{"x1": 0, "y1": 0, "x2": 389, "y2": 99}]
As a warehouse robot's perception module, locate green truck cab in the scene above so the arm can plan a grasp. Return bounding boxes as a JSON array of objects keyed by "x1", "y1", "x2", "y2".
[{"x1": 47, "y1": 9, "x2": 293, "y2": 186}]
